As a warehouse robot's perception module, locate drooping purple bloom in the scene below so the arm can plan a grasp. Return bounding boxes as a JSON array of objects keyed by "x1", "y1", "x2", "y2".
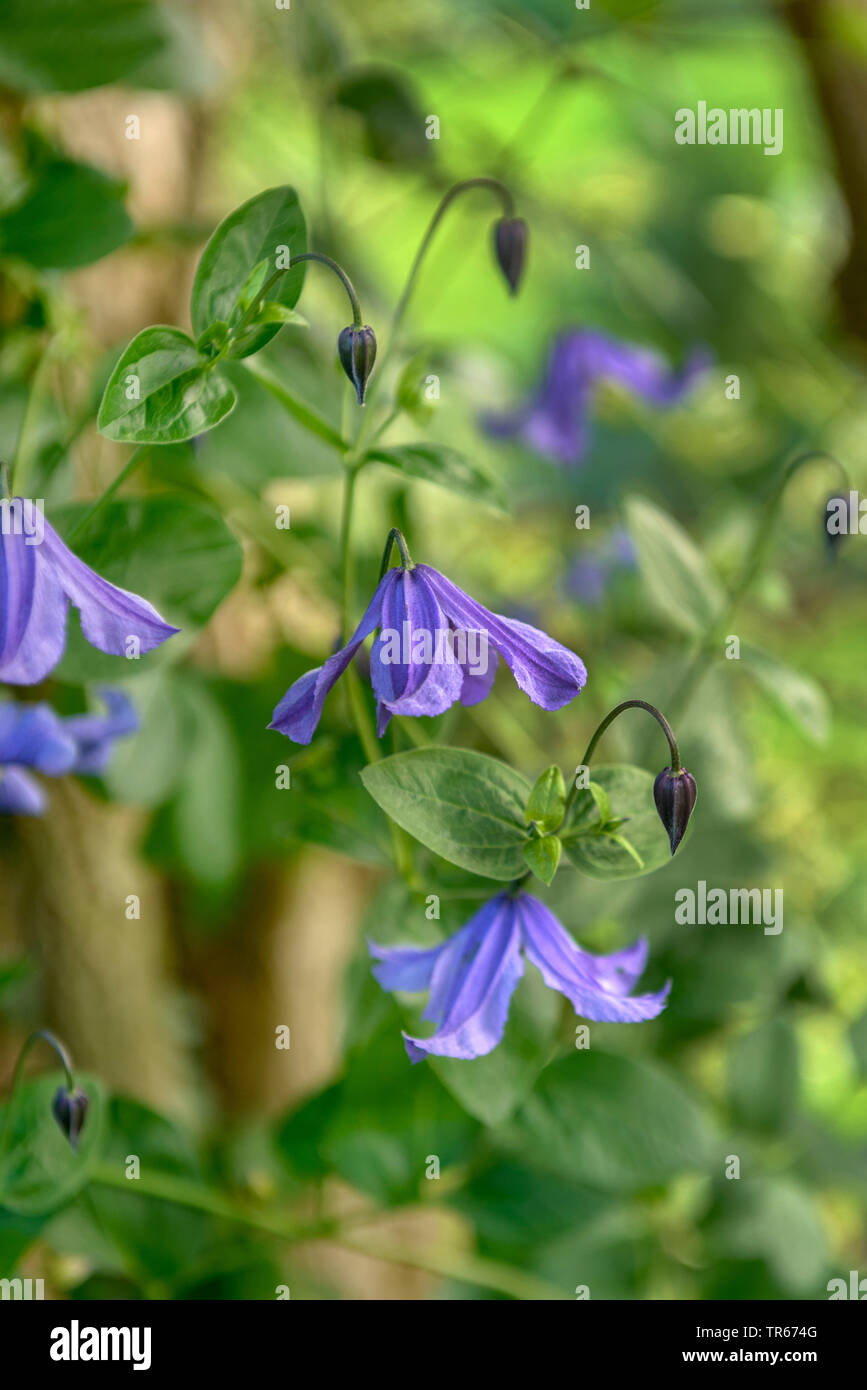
[
  {"x1": 369, "y1": 890, "x2": 670, "y2": 1062},
  {"x1": 484, "y1": 329, "x2": 710, "y2": 466},
  {"x1": 61, "y1": 687, "x2": 139, "y2": 775},
  {"x1": 269, "y1": 562, "x2": 587, "y2": 744},
  {"x1": 0, "y1": 501, "x2": 179, "y2": 685},
  {"x1": 0, "y1": 701, "x2": 77, "y2": 814}
]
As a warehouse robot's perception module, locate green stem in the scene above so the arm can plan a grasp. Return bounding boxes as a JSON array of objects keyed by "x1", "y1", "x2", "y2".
[
  {"x1": 11, "y1": 341, "x2": 54, "y2": 496},
  {"x1": 339, "y1": 463, "x2": 361, "y2": 642},
  {"x1": 565, "y1": 699, "x2": 681, "y2": 817},
  {"x1": 87, "y1": 1163, "x2": 561, "y2": 1299},
  {"x1": 65, "y1": 447, "x2": 147, "y2": 545},
  {"x1": 664, "y1": 448, "x2": 851, "y2": 732},
  {"x1": 387, "y1": 177, "x2": 515, "y2": 355},
  {"x1": 0, "y1": 1030, "x2": 76, "y2": 1161},
  {"x1": 246, "y1": 363, "x2": 348, "y2": 453},
  {"x1": 291, "y1": 252, "x2": 363, "y2": 327},
  {"x1": 378, "y1": 525, "x2": 414, "y2": 577}
]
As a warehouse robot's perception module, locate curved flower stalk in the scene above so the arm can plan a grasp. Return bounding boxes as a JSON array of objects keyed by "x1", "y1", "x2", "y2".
[
  {"x1": 0, "y1": 501, "x2": 178, "y2": 685},
  {"x1": 485, "y1": 329, "x2": 710, "y2": 466},
  {"x1": 369, "y1": 890, "x2": 670, "y2": 1062},
  {"x1": 269, "y1": 531, "x2": 587, "y2": 744},
  {"x1": 0, "y1": 689, "x2": 138, "y2": 814}
]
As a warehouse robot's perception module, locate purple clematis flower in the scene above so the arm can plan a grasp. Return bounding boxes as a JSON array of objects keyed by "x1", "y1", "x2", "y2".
[
  {"x1": 269, "y1": 562, "x2": 587, "y2": 744},
  {"x1": 0, "y1": 702, "x2": 77, "y2": 814},
  {"x1": 61, "y1": 687, "x2": 139, "y2": 775},
  {"x1": 484, "y1": 329, "x2": 710, "y2": 466},
  {"x1": 0, "y1": 501, "x2": 179, "y2": 685},
  {"x1": 369, "y1": 890, "x2": 670, "y2": 1062}
]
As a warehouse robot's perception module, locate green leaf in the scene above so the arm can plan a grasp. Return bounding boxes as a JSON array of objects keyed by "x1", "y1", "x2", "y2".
[
  {"x1": 0, "y1": 1074, "x2": 105, "y2": 1216},
  {"x1": 51, "y1": 496, "x2": 242, "y2": 683},
  {"x1": 97, "y1": 326, "x2": 236, "y2": 444},
  {"x1": 727, "y1": 1018, "x2": 799, "y2": 1134},
  {"x1": 522, "y1": 833, "x2": 561, "y2": 885},
  {"x1": 741, "y1": 644, "x2": 830, "y2": 743},
  {"x1": 190, "y1": 186, "x2": 307, "y2": 358},
  {"x1": 587, "y1": 780, "x2": 612, "y2": 825},
  {"x1": 625, "y1": 495, "x2": 724, "y2": 636},
  {"x1": 367, "y1": 444, "x2": 506, "y2": 511},
  {"x1": 0, "y1": 0, "x2": 170, "y2": 93},
  {"x1": 501, "y1": 1053, "x2": 714, "y2": 1192},
  {"x1": 167, "y1": 680, "x2": 242, "y2": 888},
  {"x1": 431, "y1": 969, "x2": 560, "y2": 1126},
  {"x1": 562, "y1": 765, "x2": 670, "y2": 879},
  {"x1": 0, "y1": 161, "x2": 133, "y2": 269},
  {"x1": 360, "y1": 747, "x2": 531, "y2": 880},
  {"x1": 708, "y1": 1179, "x2": 827, "y2": 1296},
  {"x1": 525, "y1": 764, "x2": 566, "y2": 833}
]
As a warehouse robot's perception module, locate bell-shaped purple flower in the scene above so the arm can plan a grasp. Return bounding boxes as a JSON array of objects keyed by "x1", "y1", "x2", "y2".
[
  {"x1": 269, "y1": 562, "x2": 587, "y2": 745},
  {"x1": 369, "y1": 890, "x2": 670, "y2": 1062},
  {"x1": 0, "y1": 501, "x2": 179, "y2": 685},
  {"x1": 485, "y1": 329, "x2": 710, "y2": 466}
]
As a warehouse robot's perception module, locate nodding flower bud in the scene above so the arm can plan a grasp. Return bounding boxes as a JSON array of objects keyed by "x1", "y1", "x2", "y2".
[
  {"x1": 338, "y1": 324, "x2": 377, "y2": 405},
  {"x1": 52, "y1": 1085, "x2": 88, "y2": 1151},
  {"x1": 653, "y1": 766, "x2": 697, "y2": 857},
  {"x1": 493, "y1": 217, "x2": 528, "y2": 295}
]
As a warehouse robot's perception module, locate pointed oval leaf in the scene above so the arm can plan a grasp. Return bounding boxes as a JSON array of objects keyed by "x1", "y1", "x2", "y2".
[{"x1": 97, "y1": 326, "x2": 236, "y2": 443}]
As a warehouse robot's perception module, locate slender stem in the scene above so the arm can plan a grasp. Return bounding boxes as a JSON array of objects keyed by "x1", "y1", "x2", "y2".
[
  {"x1": 246, "y1": 363, "x2": 348, "y2": 453},
  {"x1": 339, "y1": 463, "x2": 360, "y2": 641},
  {"x1": 0, "y1": 1030, "x2": 76, "y2": 1160},
  {"x1": 664, "y1": 447, "x2": 852, "y2": 734},
  {"x1": 378, "y1": 525, "x2": 414, "y2": 577},
  {"x1": 65, "y1": 446, "x2": 147, "y2": 545},
  {"x1": 289, "y1": 252, "x2": 363, "y2": 327},
  {"x1": 11, "y1": 341, "x2": 54, "y2": 496},
  {"x1": 87, "y1": 1162, "x2": 561, "y2": 1299},
  {"x1": 565, "y1": 700, "x2": 681, "y2": 816},
  {"x1": 387, "y1": 178, "x2": 515, "y2": 353}
]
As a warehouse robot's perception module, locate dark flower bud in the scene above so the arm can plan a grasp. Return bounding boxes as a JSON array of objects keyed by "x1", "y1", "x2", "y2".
[
  {"x1": 493, "y1": 217, "x2": 528, "y2": 295},
  {"x1": 338, "y1": 324, "x2": 377, "y2": 404},
  {"x1": 653, "y1": 766, "x2": 697, "y2": 856},
  {"x1": 52, "y1": 1085, "x2": 88, "y2": 1151}
]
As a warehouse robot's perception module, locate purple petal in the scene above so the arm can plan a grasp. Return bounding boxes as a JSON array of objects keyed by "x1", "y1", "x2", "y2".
[
  {"x1": 403, "y1": 894, "x2": 524, "y2": 1062},
  {"x1": 417, "y1": 564, "x2": 586, "y2": 712},
  {"x1": 62, "y1": 688, "x2": 139, "y2": 775},
  {"x1": 518, "y1": 895, "x2": 670, "y2": 1023},
  {"x1": 269, "y1": 570, "x2": 399, "y2": 744},
  {"x1": 459, "y1": 640, "x2": 499, "y2": 707},
  {"x1": 0, "y1": 766, "x2": 47, "y2": 815},
  {"x1": 370, "y1": 569, "x2": 464, "y2": 722},
  {"x1": 0, "y1": 702, "x2": 77, "y2": 775},
  {"x1": 0, "y1": 528, "x2": 69, "y2": 685},
  {"x1": 41, "y1": 517, "x2": 179, "y2": 659}
]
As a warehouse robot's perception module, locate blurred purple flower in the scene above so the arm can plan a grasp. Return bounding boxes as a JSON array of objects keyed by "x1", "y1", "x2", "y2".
[
  {"x1": 0, "y1": 501, "x2": 179, "y2": 685},
  {"x1": 0, "y1": 689, "x2": 139, "y2": 814},
  {"x1": 369, "y1": 890, "x2": 670, "y2": 1062},
  {"x1": 567, "y1": 527, "x2": 636, "y2": 607},
  {"x1": 269, "y1": 562, "x2": 587, "y2": 745},
  {"x1": 484, "y1": 329, "x2": 710, "y2": 466},
  {"x1": 61, "y1": 687, "x2": 139, "y2": 775},
  {"x1": 0, "y1": 702, "x2": 76, "y2": 814}
]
